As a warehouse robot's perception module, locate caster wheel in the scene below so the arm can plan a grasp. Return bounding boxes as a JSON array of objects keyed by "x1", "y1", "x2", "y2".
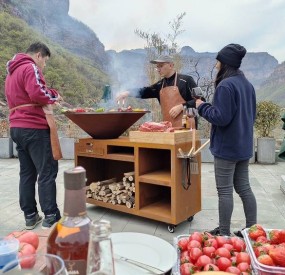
[
  {"x1": 187, "y1": 216, "x2": 194, "y2": 222},
  {"x1": 168, "y1": 225, "x2": 176, "y2": 233}
]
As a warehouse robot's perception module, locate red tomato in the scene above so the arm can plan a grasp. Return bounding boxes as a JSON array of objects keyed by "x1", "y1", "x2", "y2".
[
  {"x1": 180, "y1": 254, "x2": 191, "y2": 264},
  {"x1": 178, "y1": 237, "x2": 189, "y2": 251},
  {"x1": 180, "y1": 262, "x2": 195, "y2": 275},
  {"x1": 189, "y1": 232, "x2": 203, "y2": 244},
  {"x1": 202, "y1": 246, "x2": 216, "y2": 258},
  {"x1": 237, "y1": 262, "x2": 251, "y2": 272},
  {"x1": 7, "y1": 231, "x2": 39, "y2": 250},
  {"x1": 231, "y1": 236, "x2": 246, "y2": 252},
  {"x1": 216, "y1": 256, "x2": 232, "y2": 271},
  {"x1": 236, "y1": 251, "x2": 251, "y2": 265},
  {"x1": 189, "y1": 247, "x2": 203, "y2": 263},
  {"x1": 223, "y1": 243, "x2": 234, "y2": 253},
  {"x1": 18, "y1": 243, "x2": 36, "y2": 269},
  {"x1": 230, "y1": 256, "x2": 237, "y2": 265},
  {"x1": 216, "y1": 236, "x2": 230, "y2": 247},
  {"x1": 203, "y1": 263, "x2": 219, "y2": 271},
  {"x1": 187, "y1": 240, "x2": 202, "y2": 250},
  {"x1": 215, "y1": 247, "x2": 231, "y2": 259},
  {"x1": 195, "y1": 255, "x2": 212, "y2": 270},
  {"x1": 226, "y1": 266, "x2": 241, "y2": 274},
  {"x1": 204, "y1": 238, "x2": 218, "y2": 249}
]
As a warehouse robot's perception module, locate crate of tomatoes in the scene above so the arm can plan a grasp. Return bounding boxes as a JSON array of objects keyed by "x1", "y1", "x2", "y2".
[
  {"x1": 242, "y1": 224, "x2": 285, "y2": 275},
  {"x1": 173, "y1": 232, "x2": 252, "y2": 275}
]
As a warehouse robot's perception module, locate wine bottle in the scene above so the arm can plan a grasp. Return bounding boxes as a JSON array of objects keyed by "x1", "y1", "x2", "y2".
[
  {"x1": 47, "y1": 166, "x2": 91, "y2": 275},
  {"x1": 86, "y1": 220, "x2": 115, "y2": 275}
]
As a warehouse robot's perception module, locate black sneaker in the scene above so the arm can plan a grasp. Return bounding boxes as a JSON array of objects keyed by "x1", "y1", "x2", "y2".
[
  {"x1": 25, "y1": 213, "x2": 43, "y2": 230},
  {"x1": 233, "y1": 229, "x2": 244, "y2": 238},
  {"x1": 206, "y1": 227, "x2": 220, "y2": 236},
  {"x1": 42, "y1": 213, "x2": 61, "y2": 229}
]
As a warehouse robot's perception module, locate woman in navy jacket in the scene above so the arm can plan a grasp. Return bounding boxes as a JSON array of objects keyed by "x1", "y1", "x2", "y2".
[{"x1": 196, "y1": 43, "x2": 257, "y2": 236}]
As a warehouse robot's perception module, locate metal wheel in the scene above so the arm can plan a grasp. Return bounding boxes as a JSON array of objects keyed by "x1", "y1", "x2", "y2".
[
  {"x1": 187, "y1": 215, "x2": 194, "y2": 222},
  {"x1": 168, "y1": 224, "x2": 175, "y2": 233}
]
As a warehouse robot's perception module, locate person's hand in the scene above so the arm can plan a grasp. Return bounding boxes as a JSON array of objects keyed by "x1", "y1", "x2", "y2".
[
  {"x1": 56, "y1": 94, "x2": 63, "y2": 103},
  {"x1": 196, "y1": 99, "x2": 204, "y2": 108},
  {"x1": 116, "y1": 91, "x2": 130, "y2": 102},
  {"x1": 169, "y1": 104, "x2": 183, "y2": 118}
]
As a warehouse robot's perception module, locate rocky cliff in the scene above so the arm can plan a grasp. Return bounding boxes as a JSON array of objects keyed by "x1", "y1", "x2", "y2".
[{"x1": 3, "y1": 0, "x2": 109, "y2": 71}]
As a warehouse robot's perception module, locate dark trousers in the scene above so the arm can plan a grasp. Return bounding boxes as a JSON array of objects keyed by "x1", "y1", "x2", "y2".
[
  {"x1": 11, "y1": 128, "x2": 60, "y2": 219},
  {"x1": 214, "y1": 157, "x2": 257, "y2": 235}
]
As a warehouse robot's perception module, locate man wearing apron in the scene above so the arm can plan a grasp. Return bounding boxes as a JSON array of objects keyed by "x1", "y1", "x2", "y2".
[
  {"x1": 117, "y1": 55, "x2": 198, "y2": 128},
  {"x1": 5, "y1": 42, "x2": 62, "y2": 230}
]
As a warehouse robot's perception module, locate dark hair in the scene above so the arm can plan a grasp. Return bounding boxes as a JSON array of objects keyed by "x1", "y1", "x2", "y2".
[
  {"x1": 214, "y1": 63, "x2": 240, "y2": 88},
  {"x1": 26, "y1": 42, "x2": 51, "y2": 57}
]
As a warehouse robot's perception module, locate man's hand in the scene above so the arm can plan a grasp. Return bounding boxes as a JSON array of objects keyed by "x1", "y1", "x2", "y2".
[{"x1": 169, "y1": 104, "x2": 183, "y2": 118}]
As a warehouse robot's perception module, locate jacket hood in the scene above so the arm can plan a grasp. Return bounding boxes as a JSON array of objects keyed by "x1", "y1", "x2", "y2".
[{"x1": 6, "y1": 53, "x2": 35, "y2": 75}]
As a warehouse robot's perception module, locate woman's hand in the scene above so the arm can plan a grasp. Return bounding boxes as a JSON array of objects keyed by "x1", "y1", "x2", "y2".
[{"x1": 169, "y1": 104, "x2": 183, "y2": 118}]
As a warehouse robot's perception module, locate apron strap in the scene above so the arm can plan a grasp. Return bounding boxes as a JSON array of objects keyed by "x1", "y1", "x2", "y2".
[{"x1": 9, "y1": 103, "x2": 41, "y2": 113}]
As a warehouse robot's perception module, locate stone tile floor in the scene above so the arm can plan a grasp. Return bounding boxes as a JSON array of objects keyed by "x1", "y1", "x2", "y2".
[{"x1": 0, "y1": 158, "x2": 285, "y2": 245}]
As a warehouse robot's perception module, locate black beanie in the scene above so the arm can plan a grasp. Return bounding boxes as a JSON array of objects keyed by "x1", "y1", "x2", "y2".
[{"x1": 216, "y1": 43, "x2": 247, "y2": 68}]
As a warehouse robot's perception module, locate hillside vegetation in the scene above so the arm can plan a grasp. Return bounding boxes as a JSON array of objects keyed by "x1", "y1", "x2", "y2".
[{"x1": 0, "y1": 12, "x2": 109, "y2": 106}]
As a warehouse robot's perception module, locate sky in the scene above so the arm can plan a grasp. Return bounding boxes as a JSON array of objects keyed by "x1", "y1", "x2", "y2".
[{"x1": 69, "y1": 0, "x2": 285, "y2": 63}]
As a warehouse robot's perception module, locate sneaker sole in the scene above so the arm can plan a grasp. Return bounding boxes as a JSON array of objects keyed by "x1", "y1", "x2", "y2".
[
  {"x1": 25, "y1": 216, "x2": 43, "y2": 230},
  {"x1": 41, "y1": 222, "x2": 57, "y2": 230}
]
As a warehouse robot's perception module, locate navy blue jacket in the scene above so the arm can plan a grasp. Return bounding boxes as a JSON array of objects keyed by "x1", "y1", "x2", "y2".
[{"x1": 198, "y1": 72, "x2": 256, "y2": 160}]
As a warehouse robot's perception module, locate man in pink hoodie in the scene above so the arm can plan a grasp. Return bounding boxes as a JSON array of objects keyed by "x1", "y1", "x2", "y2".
[{"x1": 5, "y1": 42, "x2": 61, "y2": 229}]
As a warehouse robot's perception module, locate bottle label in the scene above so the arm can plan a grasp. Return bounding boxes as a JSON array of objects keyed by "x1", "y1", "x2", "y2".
[{"x1": 65, "y1": 259, "x2": 86, "y2": 275}]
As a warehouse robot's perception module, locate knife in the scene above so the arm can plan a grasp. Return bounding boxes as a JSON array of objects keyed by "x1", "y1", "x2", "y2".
[{"x1": 114, "y1": 254, "x2": 165, "y2": 274}]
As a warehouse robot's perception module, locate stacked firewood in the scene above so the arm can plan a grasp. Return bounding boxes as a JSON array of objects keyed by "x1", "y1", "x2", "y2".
[{"x1": 86, "y1": 172, "x2": 135, "y2": 208}]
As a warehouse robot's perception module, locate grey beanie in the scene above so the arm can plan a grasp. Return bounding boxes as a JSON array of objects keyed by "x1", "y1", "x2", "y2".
[{"x1": 216, "y1": 43, "x2": 247, "y2": 68}]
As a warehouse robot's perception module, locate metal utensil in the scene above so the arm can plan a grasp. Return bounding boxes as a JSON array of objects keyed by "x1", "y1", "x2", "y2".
[{"x1": 114, "y1": 254, "x2": 165, "y2": 274}]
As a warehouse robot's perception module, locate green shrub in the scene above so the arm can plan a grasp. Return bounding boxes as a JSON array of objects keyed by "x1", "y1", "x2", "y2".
[{"x1": 255, "y1": 100, "x2": 281, "y2": 137}]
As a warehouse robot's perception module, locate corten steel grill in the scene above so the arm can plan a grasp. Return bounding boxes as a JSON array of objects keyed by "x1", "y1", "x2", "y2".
[{"x1": 64, "y1": 111, "x2": 149, "y2": 139}]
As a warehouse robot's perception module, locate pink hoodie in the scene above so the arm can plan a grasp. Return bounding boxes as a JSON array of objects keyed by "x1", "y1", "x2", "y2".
[{"x1": 5, "y1": 53, "x2": 59, "y2": 129}]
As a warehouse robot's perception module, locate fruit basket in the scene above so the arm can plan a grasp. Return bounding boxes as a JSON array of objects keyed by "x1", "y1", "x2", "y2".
[
  {"x1": 242, "y1": 228, "x2": 285, "y2": 275},
  {"x1": 173, "y1": 233, "x2": 251, "y2": 275}
]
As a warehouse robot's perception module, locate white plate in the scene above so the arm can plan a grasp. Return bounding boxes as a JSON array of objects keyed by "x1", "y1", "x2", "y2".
[{"x1": 111, "y1": 232, "x2": 177, "y2": 275}]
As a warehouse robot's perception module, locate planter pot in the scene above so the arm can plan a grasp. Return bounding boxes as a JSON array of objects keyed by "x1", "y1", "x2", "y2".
[
  {"x1": 0, "y1": 137, "x2": 13, "y2": 158},
  {"x1": 257, "y1": 137, "x2": 276, "y2": 164},
  {"x1": 60, "y1": 137, "x2": 75, "y2": 159}
]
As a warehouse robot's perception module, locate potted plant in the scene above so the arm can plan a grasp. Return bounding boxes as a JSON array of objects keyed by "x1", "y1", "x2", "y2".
[
  {"x1": 0, "y1": 118, "x2": 13, "y2": 158},
  {"x1": 255, "y1": 100, "x2": 281, "y2": 164}
]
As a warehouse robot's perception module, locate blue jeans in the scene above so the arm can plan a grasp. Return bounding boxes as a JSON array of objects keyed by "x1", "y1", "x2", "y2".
[
  {"x1": 11, "y1": 128, "x2": 60, "y2": 219},
  {"x1": 214, "y1": 157, "x2": 257, "y2": 235}
]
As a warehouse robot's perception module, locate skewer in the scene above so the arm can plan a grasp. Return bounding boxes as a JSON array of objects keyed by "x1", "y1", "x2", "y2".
[
  {"x1": 192, "y1": 129, "x2": 196, "y2": 152},
  {"x1": 192, "y1": 139, "x2": 210, "y2": 156},
  {"x1": 178, "y1": 148, "x2": 184, "y2": 157},
  {"x1": 187, "y1": 147, "x2": 195, "y2": 157}
]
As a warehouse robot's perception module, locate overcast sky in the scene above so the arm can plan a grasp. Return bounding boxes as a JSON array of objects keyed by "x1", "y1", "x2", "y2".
[{"x1": 69, "y1": 0, "x2": 285, "y2": 63}]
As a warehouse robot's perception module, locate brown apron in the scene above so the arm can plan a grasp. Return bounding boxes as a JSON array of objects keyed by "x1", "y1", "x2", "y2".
[
  {"x1": 160, "y1": 73, "x2": 195, "y2": 128},
  {"x1": 10, "y1": 103, "x2": 62, "y2": 160}
]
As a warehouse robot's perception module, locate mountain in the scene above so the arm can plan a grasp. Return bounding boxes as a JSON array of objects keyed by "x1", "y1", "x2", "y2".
[
  {"x1": 256, "y1": 61, "x2": 285, "y2": 105},
  {"x1": 1, "y1": 0, "x2": 108, "y2": 71},
  {"x1": 1, "y1": 0, "x2": 284, "y2": 107}
]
